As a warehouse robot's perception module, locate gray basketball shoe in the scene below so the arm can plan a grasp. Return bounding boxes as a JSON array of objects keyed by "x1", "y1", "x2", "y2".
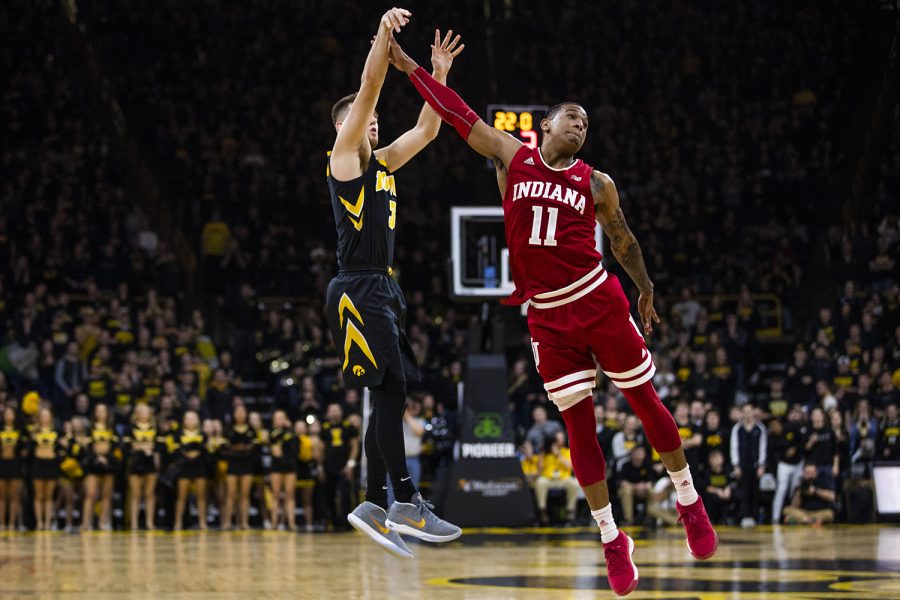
[
  {"x1": 385, "y1": 493, "x2": 462, "y2": 542},
  {"x1": 347, "y1": 502, "x2": 414, "y2": 560}
]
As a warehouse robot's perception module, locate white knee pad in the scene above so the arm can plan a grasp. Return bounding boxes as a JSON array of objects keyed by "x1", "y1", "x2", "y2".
[{"x1": 551, "y1": 390, "x2": 592, "y2": 412}]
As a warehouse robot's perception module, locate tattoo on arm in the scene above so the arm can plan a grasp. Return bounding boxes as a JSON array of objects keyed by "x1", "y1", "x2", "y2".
[{"x1": 591, "y1": 177, "x2": 653, "y2": 292}]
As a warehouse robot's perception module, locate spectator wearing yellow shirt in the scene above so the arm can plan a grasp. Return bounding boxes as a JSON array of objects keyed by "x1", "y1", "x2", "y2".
[
  {"x1": 519, "y1": 440, "x2": 539, "y2": 487},
  {"x1": 534, "y1": 431, "x2": 580, "y2": 526}
]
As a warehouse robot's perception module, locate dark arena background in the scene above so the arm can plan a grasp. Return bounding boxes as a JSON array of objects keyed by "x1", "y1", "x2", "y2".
[{"x1": 2, "y1": 0, "x2": 900, "y2": 598}]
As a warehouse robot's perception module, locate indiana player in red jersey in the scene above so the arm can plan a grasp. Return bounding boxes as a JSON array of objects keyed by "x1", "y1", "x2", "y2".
[{"x1": 385, "y1": 38, "x2": 718, "y2": 596}]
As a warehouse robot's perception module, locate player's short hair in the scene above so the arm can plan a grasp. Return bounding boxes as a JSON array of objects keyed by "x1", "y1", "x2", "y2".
[
  {"x1": 331, "y1": 93, "x2": 357, "y2": 125},
  {"x1": 545, "y1": 101, "x2": 584, "y2": 121}
]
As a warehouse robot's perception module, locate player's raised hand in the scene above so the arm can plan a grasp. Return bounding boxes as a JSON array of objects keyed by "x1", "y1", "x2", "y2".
[
  {"x1": 637, "y1": 289, "x2": 661, "y2": 336},
  {"x1": 386, "y1": 35, "x2": 419, "y2": 74},
  {"x1": 430, "y1": 29, "x2": 464, "y2": 78},
  {"x1": 381, "y1": 7, "x2": 411, "y2": 33}
]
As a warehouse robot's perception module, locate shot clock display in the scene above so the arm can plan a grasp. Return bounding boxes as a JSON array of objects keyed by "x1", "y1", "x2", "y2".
[{"x1": 486, "y1": 104, "x2": 548, "y2": 167}]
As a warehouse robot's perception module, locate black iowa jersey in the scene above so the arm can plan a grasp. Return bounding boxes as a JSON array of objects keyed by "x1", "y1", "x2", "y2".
[
  {"x1": 327, "y1": 151, "x2": 397, "y2": 271},
  {"x1": 325, "y1": 151, "x2": 418, "y2": 388}
]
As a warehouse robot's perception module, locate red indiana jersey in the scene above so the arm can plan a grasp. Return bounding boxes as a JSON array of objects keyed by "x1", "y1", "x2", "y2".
[{"x1": 502, "y1": 145, "x2": 602, "y2": 305}]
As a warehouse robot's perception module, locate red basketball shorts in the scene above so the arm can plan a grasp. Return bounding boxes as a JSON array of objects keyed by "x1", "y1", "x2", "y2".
[{"x1": 527, "y1": 265, "x2": 655, "y2": 410}]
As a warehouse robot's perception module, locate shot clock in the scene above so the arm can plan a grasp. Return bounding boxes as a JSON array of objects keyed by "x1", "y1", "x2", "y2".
[{"x1": 486, "y1": 104, "x2": 548, "y2": 168}]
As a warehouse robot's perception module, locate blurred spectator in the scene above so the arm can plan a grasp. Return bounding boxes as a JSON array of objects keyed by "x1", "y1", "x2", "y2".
[
  {"x1": 698, "y1": 449, "x2": 733, "y2": 525},
  {"x1": 783, "y1": 464, "x2": 836, "y2": 525},
  {"x1": 617, "y1": 445, "x2": 652, "y2": 525},
  {"x1": 730, "y1": 403, "x2": 767, "y2": 527},
  {"x1": 770, "y1": 405, "x2": 807, "y2": 523},
  {"x1": 534, "y1": 431, "x2": 580, "y2": 526},
  {"x1": 526, "y1": 405, "x2": 563, "y2": 454}
]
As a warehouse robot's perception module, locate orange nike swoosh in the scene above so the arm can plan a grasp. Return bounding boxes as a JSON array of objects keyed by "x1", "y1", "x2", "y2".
[
  {"x1": 370, "y1": 516, "x2": 390, "y2": 535},
  {"x1": 403, "y1": 516, "x2": 426, "y2": 529}
]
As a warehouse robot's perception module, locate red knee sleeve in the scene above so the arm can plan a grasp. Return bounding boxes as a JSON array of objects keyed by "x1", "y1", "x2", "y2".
[
  {"x1": 408, "y1": 67, "x2": 480, "y2": 139},
  {"x1": 620, "y1": 380, "x2": 682, "y2": 453},
  {"x1": 560, "y1": 396, "x2": 606, "y2": 487}
]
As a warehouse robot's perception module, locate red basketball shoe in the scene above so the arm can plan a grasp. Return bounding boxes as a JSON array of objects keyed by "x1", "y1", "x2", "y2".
[
  {"x1": 676, "y1": 497, "x2": 719, "y2": 560},
  {"x1": 602, "y1": 530, "x2": 639, "y2": 596}
]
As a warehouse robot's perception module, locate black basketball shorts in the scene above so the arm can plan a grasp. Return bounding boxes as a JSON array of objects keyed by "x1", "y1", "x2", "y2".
[{"x1": 326, "y1": 272, "x2": 420, "y2": 388}]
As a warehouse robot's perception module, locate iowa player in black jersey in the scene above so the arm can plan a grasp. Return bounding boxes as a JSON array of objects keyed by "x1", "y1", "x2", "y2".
[{"x1": 327, "y1": 8, "x2": 463, "y2": 555}]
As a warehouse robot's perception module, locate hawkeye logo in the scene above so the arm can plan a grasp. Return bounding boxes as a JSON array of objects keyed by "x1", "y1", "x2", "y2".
[
  {"x1": 339, "y1": 187, "x2": 365, "y2": 231},
  {"x1": 338, "y1": 293, "x2": 378, "y2": 376}
]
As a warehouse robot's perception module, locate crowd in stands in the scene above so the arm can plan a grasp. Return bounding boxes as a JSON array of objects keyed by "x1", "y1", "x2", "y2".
[{"x1": 0, "y1": 0, "x2": 897, "y2": 531}]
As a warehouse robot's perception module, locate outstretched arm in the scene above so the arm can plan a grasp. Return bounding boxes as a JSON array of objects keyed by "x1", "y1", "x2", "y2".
[
  {"x1": 375, "y1": 30, "x2": 464, "y2": 172},
  {"x1": 331, "y1": 7, "x2": 411, "y2": 180},
  {"x1": 388, "y1": 38, "x2": 521, "y2": 169},
  {"x1": 591, "y1": 170, "x2": 660, "y2": 335}
]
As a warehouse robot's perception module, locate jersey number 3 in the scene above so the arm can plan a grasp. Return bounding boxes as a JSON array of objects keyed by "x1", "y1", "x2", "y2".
[
  {"x1": 528, "y1": 206, "x2": 558, "y2": 247},
  {"x1": 388, "y1": 200, "x2": 397, "y2": 230}
]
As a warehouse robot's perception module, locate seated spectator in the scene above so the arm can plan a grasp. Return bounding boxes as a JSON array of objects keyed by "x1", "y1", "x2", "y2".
[
  {"x1": 698, "y1": 449, "x2": 733, "y2": 524},
  {"x1": 617, "y1": 445, "x2": 652, "y2": 525},
  {"x1": 879, "y1": 402, "x2": 899, "y2": 461},
  {"x1": 519, "y1": 440, "x2": 539, "y2": 488},
  {"x1": 534, "y1": 431, "x2": 580, "y2": 526},
  {"x1": 611, "y1": 414, "x2": 647, "y2": 471},
  {"x1": 647, "y1": 477, "x2": 679, "y2": 527},
  {"x1": 783, "y1": 464, "x2": 836, "y2": 525},
  {"x1": 526, "y1": 405, "x2": 563, "y2": 454}
]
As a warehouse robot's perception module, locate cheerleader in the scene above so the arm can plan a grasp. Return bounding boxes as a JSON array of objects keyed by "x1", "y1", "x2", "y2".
[
  {"x1": 222, "y1": 404, "x2": 256, "y2": 530},
  {"x1": 204, "y1": 419, "x2": 228, "y2": 523},
  {"x1": 58, "y1": 417, "x2": 89, "y2": 532},
  {"x1": 173, "y1": 410, "x2": 208, "y2": 531},
  {"x1": 269, "y1": 410, "x2": 298, "y2": 531},
  {"x1": 125, "y1": 404, "x2": 163, "y2": 530},
  {"x1": 81, "y1": 404, "x2": 120, "y2": 531},
  {"x1": 249, "y1": 411, "x2": 271, "y2": 529},
  {"x1": 30, "y1": 406, "x2": 63, "y2": 530},
  {"x1": 294, "y1": 419, "x2": 319, "y2": 532},
  {"x1": 0, "y1": 406, "x2": 25, "y2": 530}
]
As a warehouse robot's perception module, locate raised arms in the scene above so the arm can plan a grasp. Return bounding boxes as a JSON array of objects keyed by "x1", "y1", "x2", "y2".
[
  {"x1": 330, "y1": 8, "x2": 410, "y2": 181},
  {"x1": 375, "y1": 30, "x2": 464, "y2": 172},
  {"x1": 387, "y1": 38, "x2": 521, "y2": 170},
  {"x1": 591, "y1": 171, "x2": 660, "y2": 335}
]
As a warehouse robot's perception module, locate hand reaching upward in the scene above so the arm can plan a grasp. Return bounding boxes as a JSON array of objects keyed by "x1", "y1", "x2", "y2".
[
  {"x1": 381, "y1": 7, "x2": 411, "y2": 33},
  {"x1": 430, "y1": 29, "x2": 464, "y2": 78}
]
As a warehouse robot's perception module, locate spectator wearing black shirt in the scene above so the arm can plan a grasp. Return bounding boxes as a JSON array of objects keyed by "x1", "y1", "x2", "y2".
[
  {"x1": 673, "y1": 402, "x2": 702, "y2": 471},
  {"x1": 698, "y1": 449, "x2": 733, "y2": 525},
  {"x1": 771, "y1": 405, "x2": 807, "y2": 523},
  {"x1": 730, "y1": 403, "x2": 767, "y2": 527},
  {"x1": 783, "y1": 464, "x2": 836, "y2": 525},
  {"x1": 318, "y1": 402, "x2": 359, "y2": 530},
  {"x1": 611, "y1": 415, "x2": 647, "y2": 471},
  {"x1": 805, "y1": 407, "x2": 839, "y2": 486},
  {"x1": 699, "y1": 409, "x2": 728, "y2": 470},
  {"x1": 616, "y1": 446, "x2": 651, "y2": 525},
  {"x1": 594, "y1": 404, "x2": 616, "y2": 463},
  {"x1": 878, "y1": 402, "x2": 899, "y2": 461},
  {"x1": 54, "y1": 342, "x2": 87, "y2": 418},
  {"x1": 762, "y1": 378, "x2": 790, "y2": 421},
  {"x1": 786, "y1": 345, "x2": 816, "y2": 408}
]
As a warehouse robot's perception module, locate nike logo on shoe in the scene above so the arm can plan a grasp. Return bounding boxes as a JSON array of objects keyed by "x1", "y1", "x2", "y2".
[
  {"x1": 400, "y1": 476, "x2": 411, "y2": 482},
  {"x1": 370, "y1": 517, "x2": 391, "y2": 534},
  {"x1": 402, "y1": 516, "x2": 427, "y2": 528}
]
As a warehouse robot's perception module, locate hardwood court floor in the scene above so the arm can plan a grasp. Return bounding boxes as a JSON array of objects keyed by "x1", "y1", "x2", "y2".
[{"x1": 1, "y1": 524, "x2": 899, "y2": 599}]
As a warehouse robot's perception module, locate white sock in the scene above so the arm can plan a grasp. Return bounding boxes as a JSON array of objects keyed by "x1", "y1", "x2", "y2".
[
  {"x1": 591, "y1": 504, "x2": 618, "y2": 544},
  {"x1": 668, "y1": 465, "x2": 699, "y2": 506}
]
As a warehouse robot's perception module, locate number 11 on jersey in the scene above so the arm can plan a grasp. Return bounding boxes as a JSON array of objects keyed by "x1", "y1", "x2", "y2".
[{"x1": 528, "y1": 206, "x2": 558, "y2": 247}]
